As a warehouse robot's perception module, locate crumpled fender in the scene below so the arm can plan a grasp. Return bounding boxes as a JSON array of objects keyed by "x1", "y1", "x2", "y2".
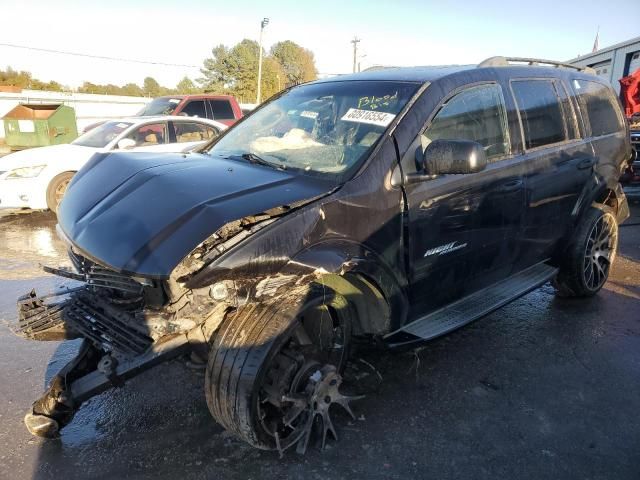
[{"x1": 279, "y1": 240, "x2": 409, "y2": 330}]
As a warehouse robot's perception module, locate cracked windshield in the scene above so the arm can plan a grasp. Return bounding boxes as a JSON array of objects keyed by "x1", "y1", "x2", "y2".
[{"x1": 208, "y1": 80, "x2": 420, "y2": 178}]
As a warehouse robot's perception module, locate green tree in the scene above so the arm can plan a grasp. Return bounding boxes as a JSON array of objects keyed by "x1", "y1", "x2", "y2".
[
  {"x1": 78, "y1": 81, "x2": 98, "y2": 94},
  {"x1": 143, "y1": 76, "x2": 161, "y2": 97},
  {"x1": 43, "y1": 80, "x2": 64, "y2": 92},
  {"x1": 227, "y1": 39, "x2": 261, "y2": 101},
  {"x1": 261, "y1": 57, "x2": 286, "y2": 100},
  {"x1": 103, "y1": 84, "x2": 123, "y2": 95},
  {"x1": 121, "y1": 83, "x2": 144, "y2": 97},
  {"x1": 270, "y1": 40, "x2": 318, "y2": 85},
  {"x1": 199, "y1": 39, "x2": 286, "y2": 102},
  {"x1": 176, "y1": 76, "x2": 198, "y2": 94},
  {"x1": 0, "y1": 66, "x2": 34, "y2": 89},
  {"x1": 199, "y1": 44, "x2": 230, "y2": 93}
]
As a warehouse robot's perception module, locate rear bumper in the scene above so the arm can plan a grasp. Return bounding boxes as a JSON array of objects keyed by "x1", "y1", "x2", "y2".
[{"x1": 614, "y1": 183, "x2": 630, "y2": 224}]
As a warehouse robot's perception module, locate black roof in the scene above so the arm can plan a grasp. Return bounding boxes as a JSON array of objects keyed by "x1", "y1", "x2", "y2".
[
  {"x1": 313, "y1": 62, "x2": 600, "y2": 85},
  {"x1": 313, "y1": 65, "x2": 475, "y2": 84}
]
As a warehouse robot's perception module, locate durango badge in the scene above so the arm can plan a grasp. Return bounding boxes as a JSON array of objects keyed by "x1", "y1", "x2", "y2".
[{"x1": 424, "y1": 241, "x2": 468, "y2": 257}]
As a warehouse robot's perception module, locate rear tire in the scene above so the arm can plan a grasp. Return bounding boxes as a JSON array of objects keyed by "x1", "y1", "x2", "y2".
[
  {"x1": 46, "y1": 172, "x2": 75, "y2": 213},
  {"x1": 204, "y1": 284, "x2": 352, "y2": 450},
  {"x1": 553, "y1": 205, "x2": 618, "y2": 297}
]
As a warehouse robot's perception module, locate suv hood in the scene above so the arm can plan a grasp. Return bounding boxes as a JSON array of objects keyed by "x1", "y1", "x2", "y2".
[{"x1": 57, "y1": 151, "x2": 335, "y2": 278}]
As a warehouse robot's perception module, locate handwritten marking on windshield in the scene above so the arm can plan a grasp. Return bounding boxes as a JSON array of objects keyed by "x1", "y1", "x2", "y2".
[{"x1": 357, "y1": 92, "x2": 399, "y2": 110}]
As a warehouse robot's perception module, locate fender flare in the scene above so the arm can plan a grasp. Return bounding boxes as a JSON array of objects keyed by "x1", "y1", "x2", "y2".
[
  {"x1": 552, "y1": 177, "x2": 629, "y2": 266},
  {"x1": 574, "y1": 175, "x2": 629, "y2": 225}
]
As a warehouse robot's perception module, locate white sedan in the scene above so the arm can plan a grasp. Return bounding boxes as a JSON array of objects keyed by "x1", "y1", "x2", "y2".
[{"x1": 0, "y1": 116, "x2": 226, "y2": 213}]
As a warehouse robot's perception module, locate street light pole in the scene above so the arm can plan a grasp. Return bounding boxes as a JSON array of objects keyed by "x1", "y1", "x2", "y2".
[{"x1": 256, "y1": 17, "x2": 269, "y2": 104}]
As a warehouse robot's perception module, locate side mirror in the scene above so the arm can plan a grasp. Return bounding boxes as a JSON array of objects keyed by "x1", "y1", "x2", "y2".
[
  {"x1": 420, "y1": 138, "x2": 487, "y2": 175},
  {"x1": 117, "y1": 138, "x2": 136, "y2": 150}
]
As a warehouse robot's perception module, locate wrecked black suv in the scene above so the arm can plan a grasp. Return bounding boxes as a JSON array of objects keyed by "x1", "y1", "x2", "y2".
[{"x1": 16, "y1": 57, "x2": 631, "y2": 454}]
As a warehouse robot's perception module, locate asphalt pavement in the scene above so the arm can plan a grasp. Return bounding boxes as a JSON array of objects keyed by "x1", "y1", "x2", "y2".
[{"x1": 0, "y1": 202, "x2": 639, "y2": 480}]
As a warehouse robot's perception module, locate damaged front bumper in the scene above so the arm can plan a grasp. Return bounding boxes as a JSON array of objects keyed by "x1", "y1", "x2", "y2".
[{"x1": 13, "y1": 257, "x2": 207, "y2": 438}]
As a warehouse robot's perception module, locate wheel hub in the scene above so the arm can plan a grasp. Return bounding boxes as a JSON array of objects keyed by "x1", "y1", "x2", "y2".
[
  {"x1": 583, "y1": 214, "x2": 617, "y2": 290},
  {"x1": 55, "y1": 179, "x2": 71, "y2": 206},
  {"x1": 261, "y1": 359, "x2": 363, "y2": 456},
  {"x1": 292, "y1": 364, "x2": 360, "y2": 454}
]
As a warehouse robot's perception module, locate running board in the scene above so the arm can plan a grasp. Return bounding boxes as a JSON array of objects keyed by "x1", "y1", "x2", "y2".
[{"x1": 385, "y1": 263, "x2": 558, "y2": 347}]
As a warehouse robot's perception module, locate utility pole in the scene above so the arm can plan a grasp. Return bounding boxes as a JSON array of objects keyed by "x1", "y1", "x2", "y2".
[
  {"x1": 351, "y1": 37, "x2": 360, "y2": 73},
  {"x1": 256, "y1": 17, "x2": 269, "y2": 104}
]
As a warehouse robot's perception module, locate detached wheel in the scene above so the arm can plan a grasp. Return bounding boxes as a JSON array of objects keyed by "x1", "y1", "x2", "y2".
[
  {"x1": 46, "y1": 172, "x2": 75, "y2": 213},
  {"x1": 553, "y1": 205, "x2": 618, "y2": 297},
  {"x1": 205, "y1": 285, "x2": 358, "y2": 454}
]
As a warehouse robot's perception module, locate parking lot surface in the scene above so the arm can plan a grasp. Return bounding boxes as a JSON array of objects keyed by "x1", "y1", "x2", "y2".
[{"x1": 0, "y1": 203, "x2": 639, "y2": 480}]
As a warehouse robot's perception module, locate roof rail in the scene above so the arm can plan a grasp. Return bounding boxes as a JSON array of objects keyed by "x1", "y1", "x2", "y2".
[{"x1": 478, "y1": 56, "x2": 596, "y2": 74}]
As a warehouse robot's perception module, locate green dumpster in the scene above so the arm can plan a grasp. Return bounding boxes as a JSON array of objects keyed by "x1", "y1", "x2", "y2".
[{"x1": 2, "y1": 104, "x2": 78, "y2": 150}]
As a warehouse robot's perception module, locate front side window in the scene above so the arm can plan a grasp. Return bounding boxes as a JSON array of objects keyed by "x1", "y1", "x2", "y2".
[
  {"x1": 125, "y1": 123, "x2": 168, "y2": 146},
  {"x1": 180, "y1": 100, "x2": 207, "y2": 118},
  {"x1": 173, "y1": 122, "x2": 218, "y2": 143},
  {"x1": 424, "y1": 83, "x2": 511, "y2": 161},
  {"x1": 72, "y1": 121, "x2": 133, "y2": 148},
  {"x1": 511, "y1": 79, "x2": 566, "y2": 149},
  {"x1": 572, "y1": 79, "x2": 623, "y2": 137},
  {"x1": 206, "y1": 80, "x2": 421, "y2": 180}
]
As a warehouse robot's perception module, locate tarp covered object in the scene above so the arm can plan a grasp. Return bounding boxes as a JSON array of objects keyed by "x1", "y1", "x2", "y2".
[{"x1": 620, "y1": 68, "x2": 640, "y2": 118}]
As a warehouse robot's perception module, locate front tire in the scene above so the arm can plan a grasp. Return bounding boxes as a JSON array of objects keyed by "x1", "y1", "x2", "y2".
[
  {"x1": 204, "y1": 284, "x2": 352, "y2": 451},
  {"x1": 553, "y1": 205, "x2": 618, "y2": 297},
  {"x1": 46, "y1": 172, "x2": 75, "y2": 213}
]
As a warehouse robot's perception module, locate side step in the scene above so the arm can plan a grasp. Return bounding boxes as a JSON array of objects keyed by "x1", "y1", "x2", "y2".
[{"x1": 385, "y1": 263, "x2": 558, "y2": 347}]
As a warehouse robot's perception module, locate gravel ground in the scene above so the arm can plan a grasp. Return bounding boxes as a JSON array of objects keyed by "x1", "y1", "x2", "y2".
[{"x1": 0, "y1": 201, "x2": 638, "y2": 480}]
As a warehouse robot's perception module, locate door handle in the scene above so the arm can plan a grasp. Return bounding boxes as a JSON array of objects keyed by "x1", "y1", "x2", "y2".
[
  {"x1": 577, "y1": 158, "x2": 596, "y2": 170},
  {"x1": 497, "y1": 179, "x2": 523, "y2": 193}
]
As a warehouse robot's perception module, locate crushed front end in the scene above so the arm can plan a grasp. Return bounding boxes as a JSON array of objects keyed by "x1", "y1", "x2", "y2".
[{"x1": 14, "y1": 247, "x2": 224, "y2": 438}]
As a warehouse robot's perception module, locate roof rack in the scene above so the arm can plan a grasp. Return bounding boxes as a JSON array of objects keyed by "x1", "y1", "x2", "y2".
[{"x1": 478, "y1": 56, "x2": 596, "y2": 74}]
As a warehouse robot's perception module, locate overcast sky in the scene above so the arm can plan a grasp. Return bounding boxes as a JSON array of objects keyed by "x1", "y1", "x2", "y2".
[{"x1": 1, "y1": 0, "x2": 638, "y2": 88}]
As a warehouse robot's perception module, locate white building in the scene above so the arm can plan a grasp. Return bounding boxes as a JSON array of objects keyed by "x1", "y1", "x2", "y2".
[{"x1": 567, "y1": 36, "x2": 640, "y2": 94}]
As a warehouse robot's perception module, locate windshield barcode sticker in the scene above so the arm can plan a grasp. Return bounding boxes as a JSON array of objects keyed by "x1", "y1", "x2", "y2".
[
  {"x1": 340, "y1": 108, "x2": 395, "y2": 127},
  {"x1": 300, "y1": 110, "x2": 318, "y2": 119}
]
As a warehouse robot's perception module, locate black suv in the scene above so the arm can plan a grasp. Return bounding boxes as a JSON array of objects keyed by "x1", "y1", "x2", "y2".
[{"x1": 17, "y1": 57, "x2": 631, "y2": 454}]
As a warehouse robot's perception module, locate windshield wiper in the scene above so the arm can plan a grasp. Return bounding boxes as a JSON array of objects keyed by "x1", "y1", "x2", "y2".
[{"x1": 239, "y1": 153, "x2": 287, "y2": 170}]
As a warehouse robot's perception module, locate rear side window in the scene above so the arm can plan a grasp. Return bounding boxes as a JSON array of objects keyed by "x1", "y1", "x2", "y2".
[
  {"x1": 209, "y1": 100, "x2": 235, "y2": 120},
  {"x1": 572, "y1": 79, "x2": 623, "y2": 137},
  {"x1": 424, "y1": 83, "x2": 511, "y2": 161},
  {"x1": 511, "y1": 79, "x2": 566, "y2": 149},
  {"x1": 172, "y1": 122, "x2": 218, "y2": 143}
]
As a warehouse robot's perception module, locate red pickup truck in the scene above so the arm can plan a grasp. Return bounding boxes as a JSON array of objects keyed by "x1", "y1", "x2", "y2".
[
  {"x1": 83, "y1": 94, "x2": 243, "y2": 133},
  {"x1": 136, "y1": 94, "x2": 243, "y2": 126}
]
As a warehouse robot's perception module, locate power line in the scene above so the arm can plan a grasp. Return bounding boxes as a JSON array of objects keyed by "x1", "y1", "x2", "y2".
[{"x1": 0, "y1": 42, "x2": 200, "y2": 68}]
